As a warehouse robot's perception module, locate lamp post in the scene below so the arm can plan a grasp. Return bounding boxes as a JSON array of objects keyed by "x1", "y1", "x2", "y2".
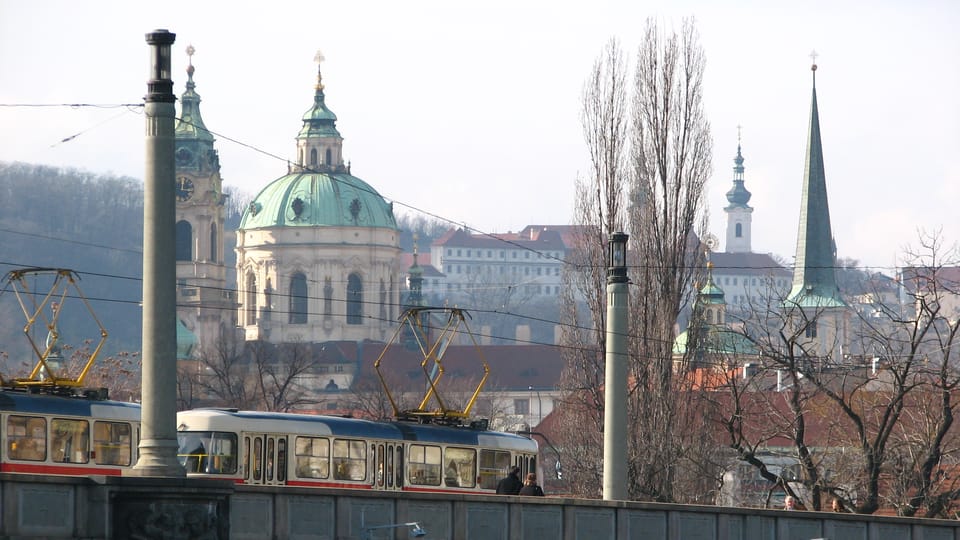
[
  {"x1": 132, "y1": 29, "x2": 185, "y2": 476},
  {"x1": 603, "y1": 232, "x2": 629, "y2": 500}
]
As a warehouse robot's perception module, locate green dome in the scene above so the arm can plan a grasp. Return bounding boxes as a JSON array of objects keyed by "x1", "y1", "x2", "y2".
[{"x1": 240, "y1": 171, "x2": 398, "y2": 229}]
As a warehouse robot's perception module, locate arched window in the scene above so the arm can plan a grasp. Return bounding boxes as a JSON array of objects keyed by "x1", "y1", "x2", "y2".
[
  {"x1": 325, "y1": 148, "x2": 332, "y2": 166},
  {"x1": 209, "y1": 223, "x2": 218, "y2": 263},
  {"x1": 246, "y1": 273, "x2": 257, "y2": 325},
  {"x1": 347, "y1": 273, "x2": 363, "y2": 325},
  {"x1": 706, "y1": 309, "x2": 714, "y2": 324},
  {"x1": 175, "y1": 220, "x2": 193, "y2": 261},
  {"x1": 289, "y1": 272, "x2": 308, "y2": 324},
  {"x1": 310, "y1": 148, "x2": 317, "y2": 167},
  {"x1": 735, "y1": 223, "x2": 742, "y2": 238}
]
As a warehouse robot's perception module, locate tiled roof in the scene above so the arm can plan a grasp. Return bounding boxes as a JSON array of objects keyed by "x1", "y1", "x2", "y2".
[
  {"x1": 354, "y1": 343, "x2": 564, "y2": 393},
  {"x1": 710, "y1": 252, "x2": 791, "y2": 278},
  {"x1": 432, "y1": 227, "x2": 568, "y2": 251}
]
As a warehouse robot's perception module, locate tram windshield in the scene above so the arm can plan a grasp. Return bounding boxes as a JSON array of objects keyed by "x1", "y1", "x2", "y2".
[{"x1": 177, "y1": 431, "x2": 238, "y2": 474}]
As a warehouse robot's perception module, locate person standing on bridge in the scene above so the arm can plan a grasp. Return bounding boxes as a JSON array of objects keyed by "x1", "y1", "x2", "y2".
[
  {"x1": 496, "y1": 466, "x2": 522, "y2": 495},
  {"x1": 519, "y1": 473, "x2": 544, "y2": 496}
]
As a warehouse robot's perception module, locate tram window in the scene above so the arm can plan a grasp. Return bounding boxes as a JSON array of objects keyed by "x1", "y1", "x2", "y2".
[
  {"x1": 243, "y1": 438, "x2": 251, "y2": 480},
  {"x1": 253, "y1": 438, "x2": 263, "y2": 481},
  {"x1": 277, "y1": 438, "x2": 287, "y2": 482},
  {"x1": 176, "y1": 431, "x2": 238, "y2": 474},
  {"x1": 408, "y1": 444, "x2": 441, "y2": 486},
  {"x1": 444, "y1": 447, "x2": 477, "y2": 488},
  {"x1": 51, "y1": 418, "x2": 90, "y2": 463},
  {"x1": 386, "y1": 446, "x2": 394, "y2": 488},
  {"x1": 295, "y1": 437, "x2": 330, "y2": 479},
  {"x1": 479, "y1": 449, "x2": 511, "y2": 490},
  {"x1": 7, "y1": 415, "x2": 46, "y2": 461},
  {"x1": 377, "y1": 445, "x2": 385, "y2": 486},
  {"x1": 266, "y1": 438, "x2": 275, "y2": 481},
  {"x1": 332, "y1": 438, "x2": 366, "y2": 481},
  {"x1": 94, "y1": 421, "x2": 132, "y2": 466},
  {"x1": 395, "y1": 446, "x2": 404, "y2": 487}
]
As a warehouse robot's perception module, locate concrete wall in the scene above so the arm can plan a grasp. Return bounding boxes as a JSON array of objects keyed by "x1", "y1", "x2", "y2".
[{"x1": 2, "y1": 474, "x2": 959, "y2": 539}]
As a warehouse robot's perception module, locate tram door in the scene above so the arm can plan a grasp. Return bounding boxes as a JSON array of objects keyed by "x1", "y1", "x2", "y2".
[
  {"x1": 371, "y1": 442, "x2": 404, "y2": 491},
  {"x1": 244, "y1": 433, "x2": 289, "y2": 486}
]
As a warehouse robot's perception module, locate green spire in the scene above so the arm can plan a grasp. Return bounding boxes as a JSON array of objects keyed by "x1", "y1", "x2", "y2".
[
  {"x1": 175, "y1": 44, "x2": 213, "y2": 143},
  {"x1": 298, "y1": 51, "x2": 342, "y2": 140},
  {"x1": 786, "y1": 60, "x2": 845, "y2": 308}
]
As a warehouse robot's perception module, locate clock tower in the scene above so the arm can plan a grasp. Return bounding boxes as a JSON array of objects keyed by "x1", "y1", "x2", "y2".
[{"x1": 174, "y1": 45, "x2": 235, "y2": 353}]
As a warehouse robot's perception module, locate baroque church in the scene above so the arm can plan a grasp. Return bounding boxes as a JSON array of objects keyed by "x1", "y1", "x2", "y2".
[{"x1": 174, "y1": 50, "x2": 402, "y2": 353}]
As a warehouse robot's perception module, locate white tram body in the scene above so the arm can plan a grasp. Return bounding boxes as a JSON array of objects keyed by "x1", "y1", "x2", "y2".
[
  {"x1": 0, "y1": 390, "x2": 140, "y2": 476},
  {"x1": 176, "y1": 408, "x2": 539, "y2": 493}
]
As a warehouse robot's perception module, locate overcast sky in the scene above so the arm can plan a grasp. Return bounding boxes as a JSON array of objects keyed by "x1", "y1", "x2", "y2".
[{"x1": 1, "y1": 1, "x2": 958, "y2": 271}]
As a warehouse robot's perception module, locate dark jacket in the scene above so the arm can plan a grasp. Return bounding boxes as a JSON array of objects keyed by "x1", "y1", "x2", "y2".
[
  {"x1": 519, "y1": 484, "x2": 544, "y2": 496},
  {"x1": 496, "y1": 473, "x2": 522, "y2": 495}
]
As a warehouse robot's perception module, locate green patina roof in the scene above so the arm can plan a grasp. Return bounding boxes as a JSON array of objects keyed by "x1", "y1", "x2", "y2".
[
  {"x1": 673, "y1": 327, "x2": 757, "y2": 356},
  {"x1": 175, "y1": 63, "x2": 213, "y2": 142},
  {"x1": 240, "y1": 172, "x2": 398, "y2": 230},
  {"x1": 785, "y1": 66, "x2": 846, "y2": 309},
  {"x1": 176, "y1": 318, "x2": 197, "y2": 359},
  {"x1": 298, "y1": 67, "x2": 341, "y2": 140}
]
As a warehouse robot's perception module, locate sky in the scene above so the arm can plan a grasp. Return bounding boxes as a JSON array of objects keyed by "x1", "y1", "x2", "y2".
[{"x1": 1, "y1": 1, "x2": 958, "y2": 272}]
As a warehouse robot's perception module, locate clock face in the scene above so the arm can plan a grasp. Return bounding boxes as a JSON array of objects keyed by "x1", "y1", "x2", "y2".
[
  {"x1": 175, "y1": 146, "x2": 194, "y2": 166},
  {"x1": 176, "y1": 177, "x2": 195, "y2": 202}
]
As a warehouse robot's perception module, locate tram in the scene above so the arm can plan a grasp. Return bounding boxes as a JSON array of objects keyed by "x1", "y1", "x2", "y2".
[
  {"x1": 175, "y1": 408, "x2": 538, "y2": 493},
  {"x1": 0, "y1": 389, "x2": 140, "y2": 476}
]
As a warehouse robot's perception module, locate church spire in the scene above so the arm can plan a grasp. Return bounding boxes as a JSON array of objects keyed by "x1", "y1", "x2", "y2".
[
  {"x1": 723, "y1": 127, "x2": 754, "y2": 253},
  {"x1": 786, "y1": 55, "x2": 845, "y2": 308},
  {"x1": 294, "y1": 50, "x2": 345, "y2": 173},
  {"x1": 175, "y1": 45, "x2": 213, "y2": 144}
]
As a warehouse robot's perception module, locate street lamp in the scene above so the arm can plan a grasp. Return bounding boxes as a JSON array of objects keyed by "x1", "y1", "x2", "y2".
[{"x1": 603, "y1": 231, "x2": 629, "y2": 501}]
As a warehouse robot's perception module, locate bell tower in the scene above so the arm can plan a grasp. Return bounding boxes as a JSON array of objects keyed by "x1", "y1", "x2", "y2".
[{"x1": 174, "y1": 45, "x2": 235, "y2": 352}]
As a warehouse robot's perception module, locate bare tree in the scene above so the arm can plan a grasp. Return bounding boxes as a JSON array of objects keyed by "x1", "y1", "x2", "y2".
[
  {"x1": 557, "y1": 20, "x2": 713, "y2": 502},
  {"x1": 626, "y1": 17, "x2": 712, "y2": 502},
  {"x1": 556, "y1": 36, "x2": 629, "y2": 496}
]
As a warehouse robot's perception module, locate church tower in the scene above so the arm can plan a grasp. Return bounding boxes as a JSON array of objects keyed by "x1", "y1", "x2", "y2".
[
  {"x1": 174, "y1": 45, "x2": 235, "y2": 352},
  {"x1": 784, "y1": 58, "x2": 848, "y2": 362},
  {"x1": 235, "y1": 52, "x2": 401, "y2": 344},
  {"x1": 724, "y1": 134, "x2": 753, "y2": 253}
]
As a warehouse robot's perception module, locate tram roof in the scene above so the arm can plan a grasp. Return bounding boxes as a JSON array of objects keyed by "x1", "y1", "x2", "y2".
[{"x1": 0, "y1": 390, "x2": 140, "y2": 420}]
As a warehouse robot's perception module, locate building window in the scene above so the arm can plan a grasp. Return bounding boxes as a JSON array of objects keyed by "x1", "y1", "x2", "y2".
[
  {"x1": 457, "y1": 249, "x2": 462, "y2": 256},
  {"x1": 209, "y1": 223, "x2": 218, "y2": 263},
  {"x1": 310, "y1": 148, "x2": 318, "y2": 166},
  {"x1": 514, "y1": 399, "x2": 529, "y2": 415},
  {"x1": 512, "y1": 252, "x2": 517, "y2": 259},
  {"x1": 379, "y1": 280, "x2": 387, "y2": 321},
  {"x1": 447, "y1": 249, "x2": 451, "y2": 256},
  {"x1": 467, "y1": 250, "x2": 471, "y2": 257},
  {"x1": 246, "y1": 273, "x2": 257, "y2": 325},
  {"x1": 175, "y1": 220, "x2": 192, "y2": 261},
  {"x1": 289, "y1": 272, "x2": 308, "y2": 324},
  {"x1": 325, "y1": 148, "x2": 332, "y2": 165},
  {"x1": 805, "y1": 321, "x2": 818, "y2": 338},
  {"x1": 487, "y1": 250, "x2": 492, "y2": 258},
  {"x1": 324, "y1": 278, "x2": 333, "y2": 317},
  {"x1": 736, "y1": 223, "x2": 742, "y2": 238},
  {"x1": 525, "y1": 252, "x2": 530, "y2": 259},
  {"x1": 347, "y1": 273, "x2": 363, "y2": 324}
]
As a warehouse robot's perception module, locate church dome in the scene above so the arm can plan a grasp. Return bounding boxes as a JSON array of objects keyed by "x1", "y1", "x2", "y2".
[{"x1": 240, "y1": 171, "x2": 397, "y2": 229}]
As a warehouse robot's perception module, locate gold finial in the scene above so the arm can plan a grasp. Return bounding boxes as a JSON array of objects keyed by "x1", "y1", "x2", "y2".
[
  {"x1": 809, "y1": 49, "x2": 818, "y2": 71},
  {"x1": 186, "y1": 44, "x2": 196, "y2": 77},
  {"x1": 313, "y1": 49, "x2": 325, "y2": 91}
]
